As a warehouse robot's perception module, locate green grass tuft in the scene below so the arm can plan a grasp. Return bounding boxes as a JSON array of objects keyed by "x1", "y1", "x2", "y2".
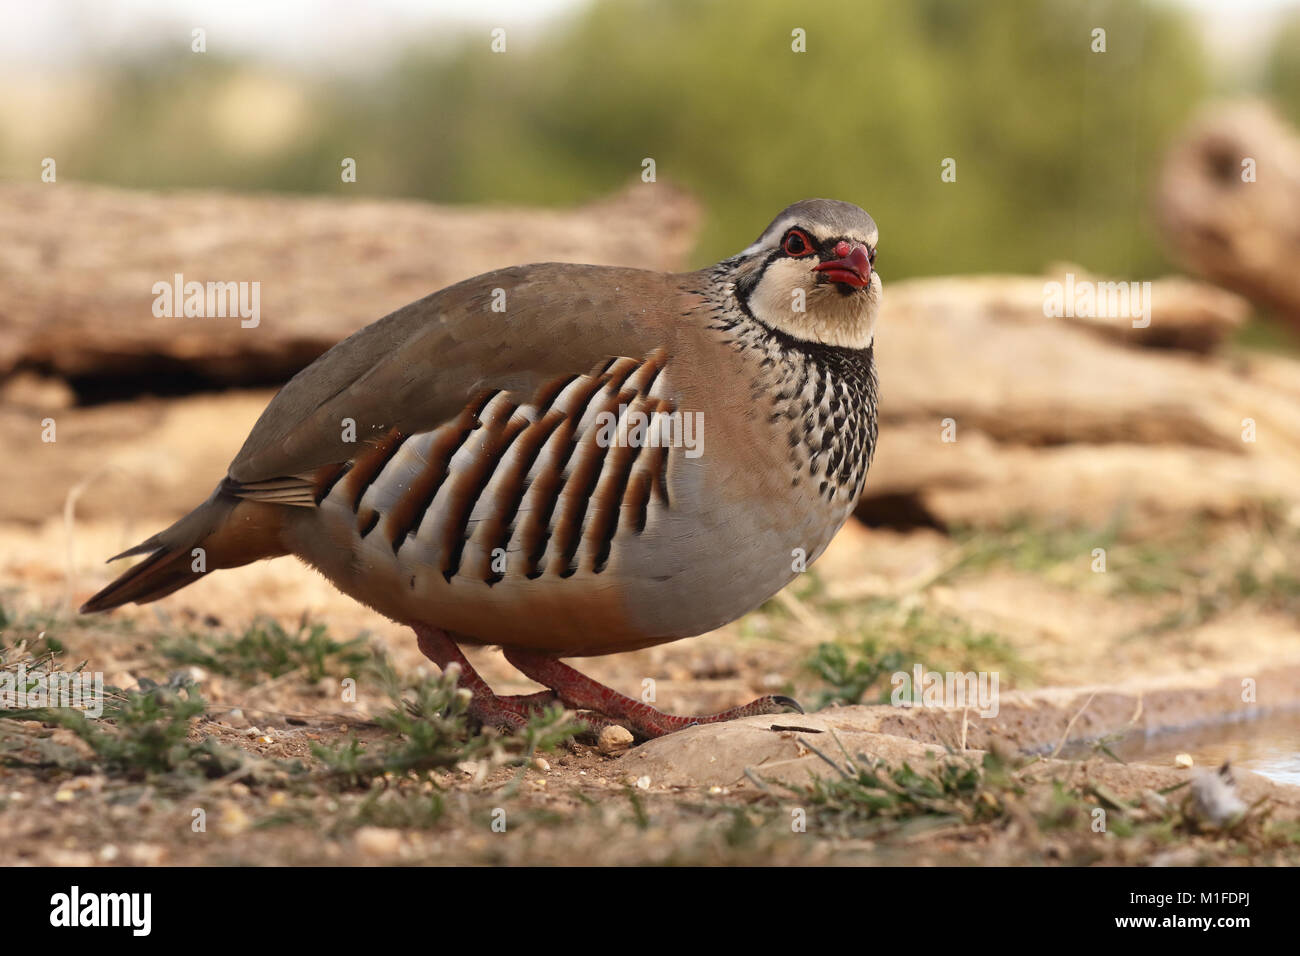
[{"x1": 159, "y1": 615, "x2": 373, "y2": 683}]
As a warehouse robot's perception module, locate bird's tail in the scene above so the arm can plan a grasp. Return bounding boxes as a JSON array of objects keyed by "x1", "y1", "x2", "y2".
[{"x1": 80, "y1": 483, "x2": 288, "y2": 613}]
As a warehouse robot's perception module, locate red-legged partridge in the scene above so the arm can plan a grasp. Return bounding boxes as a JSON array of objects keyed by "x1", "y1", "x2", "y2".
[{"x1": 83, "y1": 199, "x2": 882, "y2": 738}]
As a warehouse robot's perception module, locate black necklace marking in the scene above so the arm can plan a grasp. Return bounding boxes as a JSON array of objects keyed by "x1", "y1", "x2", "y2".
[{"x1": 694, "y1": 265, "x2": 879, "y2": 504}]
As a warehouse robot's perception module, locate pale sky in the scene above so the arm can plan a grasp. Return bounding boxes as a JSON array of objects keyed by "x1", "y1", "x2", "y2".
[
  {"x1": 0, "y1": 0, "x2": 585, "y2": 73},
  {"x1": 0, "y1": 0, "x2": 1296, "y2": 78}
]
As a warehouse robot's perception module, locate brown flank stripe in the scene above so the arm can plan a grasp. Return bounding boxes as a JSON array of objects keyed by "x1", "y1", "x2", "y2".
[
  {"x1": 340, "y1": 428, "x2": 408, "y2": 513},
  {"x1": 435, "y1": 398, "x2": 528, "y2": 581},
  {"x1": 584, "y1": 391, "x2": 656, "y2": 573},
  {"x1": 549, "y1": 381, "x2": 641, "y2": 578},
  {"x1": 384, "y1": 404, "x2": 485, "y2": 553},
  {"x1": 312, "y1": 461, "x2": 352, "y2": 505},
  {"x1": 475, "y1": 407, "x2": 568, "y2": 584},
  {"x1": 517, "y1": 372, "x2": 616, "y2": 578}
]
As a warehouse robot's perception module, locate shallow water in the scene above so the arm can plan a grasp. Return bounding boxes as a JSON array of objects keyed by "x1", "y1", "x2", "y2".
[{"x1": 1062, "y1": 709, "x2": 1300, "y2": 787}]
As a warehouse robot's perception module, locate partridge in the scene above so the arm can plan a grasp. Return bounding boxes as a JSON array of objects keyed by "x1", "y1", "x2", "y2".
[{"x1": 82, "y1": 199, "x2": 882, "y2": 738}]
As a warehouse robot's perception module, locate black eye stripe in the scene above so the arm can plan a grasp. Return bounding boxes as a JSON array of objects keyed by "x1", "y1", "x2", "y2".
[{"x1": 777, "y1": 228, "x2": 878, "y2": 262}]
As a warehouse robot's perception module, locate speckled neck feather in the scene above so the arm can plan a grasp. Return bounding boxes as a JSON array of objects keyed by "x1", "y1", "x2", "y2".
[{"x1": 694, "y1": 262, "x2": 879, "y2": 505}]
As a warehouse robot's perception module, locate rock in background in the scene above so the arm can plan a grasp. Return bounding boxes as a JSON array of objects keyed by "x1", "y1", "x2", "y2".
[
  {"x1": 864, "y1": 272, "x2": 1296, "y2": 531},
  {"x1": 0, "y1": 179, "x2": 699, "y2": 391},
  {"x1": 1156, "y1": 100, "x2": 1300, "y2": 331}
]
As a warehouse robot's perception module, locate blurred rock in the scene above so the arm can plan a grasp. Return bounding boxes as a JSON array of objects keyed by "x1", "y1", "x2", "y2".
[
  {"x1": 0, "y1": 371, "x2": 76, "y2": 409},
  {"x1": 895, "y1": 270, "x2": 1249, "y2": 354},
  {"x1": 1156, "y1": 100, "x2": 1300, "y2": 329},
  {"x1": 860, "y1": 275, "x2": 1300, "y2": 529},
  {"x1": 628, "y1": 663, "x2": 1300, "y2": 803},
  {"x1": 0, "y1": 180, "x2": 699, "y2": 392}
]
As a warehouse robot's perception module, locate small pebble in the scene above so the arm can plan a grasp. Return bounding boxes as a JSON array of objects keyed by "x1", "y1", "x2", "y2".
[
  {"x1": 597, "y1": 725, "x2": 634, "y2": 754},
  {"x1": 531, "y1": 757, "x2": 551, "y2": 772},
  {"x1": 127, "y1": 843, "x2": 165, "y2": 866},
  {"x1": 635, "y1": 775, "x2": 651, "y2": 790},
  {"x1": 1175, "y1": 753, "x2": 1195, "y2": 769},
  {"x1": 355, "y1": 826, "x2": 402, "y2": 857},
  {"x1": 218, "y1": 804, "x2": 251, "y2": 835}
]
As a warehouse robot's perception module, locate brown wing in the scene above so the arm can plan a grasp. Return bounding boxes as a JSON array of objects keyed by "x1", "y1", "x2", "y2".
[{"x1": 227, "y1": 262, "x2": 685, "y2": 487}]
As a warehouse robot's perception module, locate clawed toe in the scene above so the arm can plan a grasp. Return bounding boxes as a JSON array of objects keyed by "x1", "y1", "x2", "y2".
[
  {"x1": 767, "y1": 695, "x2": 805, "y2": 715},
  {"x1": 465, "y1": 690, "x2": 559, "y2": 731}
]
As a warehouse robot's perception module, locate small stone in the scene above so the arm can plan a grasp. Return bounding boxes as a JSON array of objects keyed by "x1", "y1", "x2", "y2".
[
  {"x1": 268, "y1": 791, "x2": 287, "y2": 808},
  {"x1": 218, "y1": 804, "x2": 251, "y2": 835},
  {"x1": 1175, "y1": 753, "x2": 1195, "y2": 769},
  {"x1": 54, "y1": 788, "x2": 75, "y2": 803},
  {"x1": 635, "y1": 775, "x2": 651, "y2": 790},
  {"x1": 531, "y1": 757, "x2": 550, "y2": 772},
  {"x1": 229, "y1": 782, "x2": 250, "y2": 798},
  {"x1": 597, "y1": 725, "x2": 634, "y2": 754},
  {"x1": 47, "y1": 849, "x2": 95, "y2": 866},
  {"x1": 127, "y1": 843, "x2": 165, "y2": 866},
  {"x1": 355, "y1": 826, "x2": 402, "y2": 858}
]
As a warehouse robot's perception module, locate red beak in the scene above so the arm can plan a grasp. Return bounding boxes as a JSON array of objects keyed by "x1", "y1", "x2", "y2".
[{"x1": 813, "y1": 244, "x2": 873, "y2": 288}]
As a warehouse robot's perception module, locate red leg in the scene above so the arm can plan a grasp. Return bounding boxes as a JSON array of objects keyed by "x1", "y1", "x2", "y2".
[
  {"x1": 414, "y1": 625, "x2": 556, "y2": 730},
  {"x1": 503, "y1": 648, "x2": 802, "y2": 739}
]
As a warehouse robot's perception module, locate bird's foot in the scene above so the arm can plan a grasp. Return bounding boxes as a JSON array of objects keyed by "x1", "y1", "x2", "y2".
[
  {"x1": 413, "y1": 624, "x2": 558, "y2": 732},
  {"x1": 465, "y1": 691, "x2": 560, "y2": 732},
  {"x1": 503, "y1": 648, "x2": 803, "y2": 740}
]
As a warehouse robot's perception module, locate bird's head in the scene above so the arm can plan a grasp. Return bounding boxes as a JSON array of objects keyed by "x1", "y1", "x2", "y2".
[{"x1": 724, "y1": 199, "x2": 881, "y2": 350}]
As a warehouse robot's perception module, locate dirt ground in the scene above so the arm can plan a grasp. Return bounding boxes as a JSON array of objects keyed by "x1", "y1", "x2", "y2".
[{"x1": 3, "y1": 462, "x2": 1300, "y2": 866}]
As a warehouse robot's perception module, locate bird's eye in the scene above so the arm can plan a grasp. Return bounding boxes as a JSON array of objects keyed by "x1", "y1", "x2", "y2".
[
  {"x1": 783, "y1": 230, "x2": 813, "y2": 257},
  {"x1": 868, "y1": 247, "x2": 877, "y2": 264}
]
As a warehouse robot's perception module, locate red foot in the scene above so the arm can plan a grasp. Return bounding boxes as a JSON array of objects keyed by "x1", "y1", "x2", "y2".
[
  {"x1": 414, "y1": 625, "x2": 557, "y2": 731},
  {"x1": 413, "y1": 625, "x2": 802, "y2": 740},
  {"x1": 503, "y1": 648, "x2": 802, "y2": 739}
]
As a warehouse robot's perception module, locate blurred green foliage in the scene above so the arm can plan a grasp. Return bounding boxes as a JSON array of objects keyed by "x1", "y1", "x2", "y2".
[
  {"x1": 25, "y1": 0, "x2": 1249, "y2": 278},
  {"x1": 1265, "y1": 12, "x2": 1300, "y2": 129}
]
